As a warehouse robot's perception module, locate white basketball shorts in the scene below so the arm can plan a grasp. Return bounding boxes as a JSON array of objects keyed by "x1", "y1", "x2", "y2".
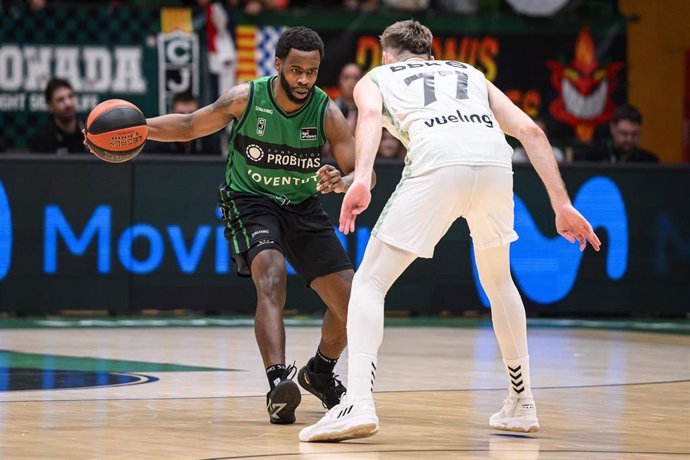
[{"x1": 372, "y1": 164, "x2": 518, "y2": 258}]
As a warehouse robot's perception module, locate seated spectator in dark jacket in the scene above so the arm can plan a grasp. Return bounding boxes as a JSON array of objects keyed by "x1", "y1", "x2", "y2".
[
  {"x1": 145, "y1": 92, "x2": 222, "y2": 155},
  {"x1": 29, "y1": 78, "x2": 88, "y2": 155},
  {"x1": 576, "y1": 104, "x2": 659, "y2": 163}
]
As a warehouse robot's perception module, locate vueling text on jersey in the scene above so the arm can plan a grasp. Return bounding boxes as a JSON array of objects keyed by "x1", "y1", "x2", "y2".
[{"x1": 424, "y1": 110, "x2": 494, "y2": 129}]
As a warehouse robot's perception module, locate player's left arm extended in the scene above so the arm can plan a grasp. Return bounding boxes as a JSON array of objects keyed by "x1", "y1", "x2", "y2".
[
  {"x1": 350, "y1": 75, "x2": 383, "y2": 189},
  {"x1": 337, "y1": 75, "x2": 383, "y2": 234},
  {"x1": 323, "y1": 100, "x2": 376, "y2": 193},
  {"x1": 146, "y1": 84, "x2": 248, "y2": 142}
]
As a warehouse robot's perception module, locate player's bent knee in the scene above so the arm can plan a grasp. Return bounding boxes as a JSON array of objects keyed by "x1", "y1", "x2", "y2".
[
  {"x1": 353, "y1": 272, "x2": 389, "y2": 299},
  {"x1": 248, "y1": 242, "x2": 283, "y2": 266},
  {"x1": 250, "y1": 248, "x2": 286, "y2": 296}
]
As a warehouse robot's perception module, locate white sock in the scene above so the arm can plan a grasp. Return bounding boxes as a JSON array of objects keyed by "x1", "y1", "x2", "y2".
[
  {"x1": 504, "y1": 356, "x2": 533, "y2": 399},
  {"x1": 345, "y1": 238, "x2": 416, "y2": 401},
  {"x1": 347, "y1": 352, "x2": 378, "y2": 400},
  {"x1": 474, "y1": 244, "x2": 533, "y2": 399}
]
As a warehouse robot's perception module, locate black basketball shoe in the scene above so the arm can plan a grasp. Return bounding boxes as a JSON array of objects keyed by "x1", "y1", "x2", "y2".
[
  {"x1": 266, "y1": 364, "x2": 301, "y2": 424},
  {"x1": 297, "y1": 358, "x2": 346, "y2": 409}
]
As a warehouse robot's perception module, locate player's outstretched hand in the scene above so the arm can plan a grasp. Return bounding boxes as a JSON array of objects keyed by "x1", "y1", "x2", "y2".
[
  {"x1": 339, "y1": 180, "x2": 371, "y2": 235},
  {"x1": 555, "y1": 203, "x2": 601, "y2": 252},
  {"x1": 316, "y1": 165, "x2": 347, "y2": 194}
]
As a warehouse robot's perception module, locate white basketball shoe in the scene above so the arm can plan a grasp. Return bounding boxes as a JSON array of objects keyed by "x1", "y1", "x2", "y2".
[
  {"x1": 490, "y1": 395, "x2": 540, "y2": 433},
  {"x1": 299, "y1": 396, "x2": 379, "y2": 442}
]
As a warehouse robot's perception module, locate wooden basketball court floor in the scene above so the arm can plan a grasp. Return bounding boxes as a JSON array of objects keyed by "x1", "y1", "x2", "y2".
[{"x1": 0, "y1": 320, "x2": 687, "y2": 459}]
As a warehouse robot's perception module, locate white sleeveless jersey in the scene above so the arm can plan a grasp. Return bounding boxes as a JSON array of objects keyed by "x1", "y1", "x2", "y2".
[{"x1": 369, "y1": 60, "x2": 513, "y2": 173}]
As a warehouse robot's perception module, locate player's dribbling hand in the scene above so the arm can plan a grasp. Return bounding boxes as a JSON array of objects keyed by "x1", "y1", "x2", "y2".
[
  {"x1": 81, "y1": 129, "x2": 95, "y2": 154},
  {"x1": 555, "y1": 203, "x2": 602, "y2": 252},
  {"x1": 339, "y1": 180, "x2": 371, "y2": 235},
  {"x1": 316, "y1": 165, "x2": 347, "y2": 194}
]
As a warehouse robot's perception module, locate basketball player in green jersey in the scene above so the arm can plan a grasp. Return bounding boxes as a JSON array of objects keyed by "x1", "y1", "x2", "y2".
[{"x1": 143, "y1": 27, "x2": 370, "y2": 424}]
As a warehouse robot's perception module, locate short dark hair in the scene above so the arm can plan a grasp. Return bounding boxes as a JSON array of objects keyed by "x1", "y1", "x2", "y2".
[
  {"x1": 339, "y1": 62, "x2": 363, "y2": 78},
  {"x1": 45, "y1": 77, "x2": 73, "y2": 104},
  {"x1": 275, "y1": 26, "x2": 324, "y2": 61},
  {"x1": 611, "y1": 104, "x2": 643, "y2": 125},
  {"x1": 380, "y1": 20, "x2": 433, "y2": 57},
  {"x1": 171, "y1": 92, "x2": 198, "y2": 105}
]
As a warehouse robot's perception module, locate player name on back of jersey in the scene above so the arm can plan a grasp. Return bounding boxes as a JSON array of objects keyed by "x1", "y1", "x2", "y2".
[
  {"x1": 424, "y1": 110, "x2": 494, "y2": 129},
  {"x1": 388, "y1": 60, "x2": 468, "y2": 72}
]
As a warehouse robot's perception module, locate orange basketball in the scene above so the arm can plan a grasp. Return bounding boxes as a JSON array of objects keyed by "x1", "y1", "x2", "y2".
[{"x1": 85, "y1": 99, "x2": 148, "y2": 163}]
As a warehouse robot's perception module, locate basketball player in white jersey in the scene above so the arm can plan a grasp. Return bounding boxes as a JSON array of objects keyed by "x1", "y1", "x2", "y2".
[{"x1": 300, "y1": 20, "x2": 601, "y2": 442}]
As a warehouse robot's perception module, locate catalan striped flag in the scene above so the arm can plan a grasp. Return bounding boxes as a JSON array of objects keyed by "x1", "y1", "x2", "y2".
[{"x1": 235, "y1": 25, "x2": 287, "y2": 83}]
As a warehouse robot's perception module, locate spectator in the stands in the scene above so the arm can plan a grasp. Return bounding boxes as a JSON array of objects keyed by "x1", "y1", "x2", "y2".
[
  {"x1": 333, "y1": 63, "x2": 363, "y2": 135},
  {"x1": 513, "y1": 117, "x2": 564, "y2": 163},
  {"x1": 576, "y1": 104, "x2": 659, "y2": 163},
  {"x1": 322, "y1": 62, "x2": 363, "y2": 159},
  {"x1": 377, "y1": 130, "x2": 405, "y2": 160},
  {"x1": 29, "y1": 78, "x2": 88, "y2": 155}
]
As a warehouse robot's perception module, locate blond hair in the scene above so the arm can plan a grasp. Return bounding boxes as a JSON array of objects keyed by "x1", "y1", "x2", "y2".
[{"x1": 380, "y1": 20, "x2": 433, "y2": 58}]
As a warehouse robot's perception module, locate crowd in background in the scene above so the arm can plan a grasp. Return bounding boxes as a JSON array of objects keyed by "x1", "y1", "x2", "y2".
[
  {"x1": 1, "y1": 0, "x2": 659, "y2": 163},
  {"x1": 18, "y1": 70, "x2": 659, "y2": 164},
  {"x1": 8, "y1": 0, "x2": 621, "y2": 20},
  {"x1": 11, "y1": 0, "x2": 522, "y2": 15}
]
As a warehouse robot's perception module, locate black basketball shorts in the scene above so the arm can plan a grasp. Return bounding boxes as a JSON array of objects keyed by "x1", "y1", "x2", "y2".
[{"x1": 218, "y1": 187, "x2": 353, "y2": 285}]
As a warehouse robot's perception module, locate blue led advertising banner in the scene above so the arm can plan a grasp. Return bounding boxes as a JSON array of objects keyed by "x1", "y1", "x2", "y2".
[{"x1": 0, "y1": 158, "x2": 688, "y2": 316}]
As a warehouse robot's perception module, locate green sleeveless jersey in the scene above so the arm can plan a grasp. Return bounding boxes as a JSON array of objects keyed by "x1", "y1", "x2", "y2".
[{"x1": 225, "y1": 76, "x2": 329, "y2": 205}]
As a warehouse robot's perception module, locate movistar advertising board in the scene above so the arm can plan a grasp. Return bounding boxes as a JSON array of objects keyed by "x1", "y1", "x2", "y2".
[{"x1": 0, "y1": 158, "x2": 688, "y2": 316}]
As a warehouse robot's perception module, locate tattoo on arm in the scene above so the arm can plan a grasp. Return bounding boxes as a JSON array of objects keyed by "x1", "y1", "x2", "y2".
[
  {"x1": 214, "y1": 87, "x2": 237, "y2": 111},
  {"x1": 213, "y1": 84, "x2": 249, "y2": 118}
]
